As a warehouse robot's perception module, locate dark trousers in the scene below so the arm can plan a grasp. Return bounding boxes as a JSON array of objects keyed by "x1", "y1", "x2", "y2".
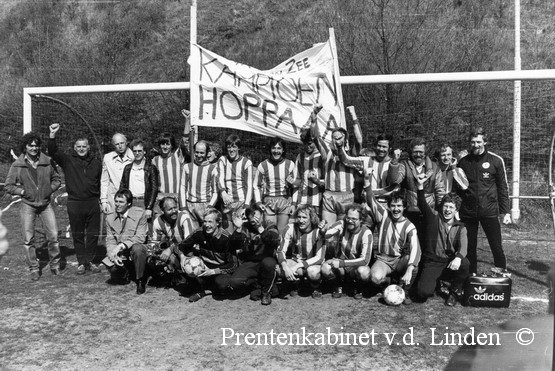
[
  {"x1": 462, "y1": 216, "x2": 506, "y2": 274},
  {"x1": 416, "y1": 257, "x2": 470, "y2": 299},
  {"x1": 113, "y1": 243, "x2": 148, "y2": 281},
  {"x1": 190, "y1": 274, "x2": 231, "y2": 293},
  {"x1": 219, "y1": 257, "x2": 278, "y2": 294},
  {"x1": 67, "y1": 199, "x2": 101, "y2": 266},
  {"x1": 406, "y1": 211, "x2": 425, "y2": 246}
]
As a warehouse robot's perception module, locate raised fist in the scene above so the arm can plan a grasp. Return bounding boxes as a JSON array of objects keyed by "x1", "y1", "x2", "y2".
[
  {"x1": 392, "y1": 149, "x2": 402, "y2": 161},
  {"x1": 49, "y1": 123, "x2": 61, "y2": 135}
]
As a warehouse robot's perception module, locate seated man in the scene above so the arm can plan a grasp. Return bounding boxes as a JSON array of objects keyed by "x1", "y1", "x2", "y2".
[
  {"x1": 221, "y1": 204, "x2": 281, "y2": 305},
  {"x1": 277, "y1": 205, "x2": 325, "y2": 299},
  {"x1": 174, "y1": 208, "x2": 236, "y2": 303},
  {"x1": 321, "y1": 204, "x2": 373, "y2": 299},
  {"x1": 364, "y1": 174, "x2": 421, "y2": 304},
  {"x1": 105, "y1": 189, "x2": 149, "y2": 295},
  {"x1": 148, "y1": 197, "x2": 195, "y2": 282},
  {"x1": 415, "y1": 178, "x2": 470, "y2": 306}
]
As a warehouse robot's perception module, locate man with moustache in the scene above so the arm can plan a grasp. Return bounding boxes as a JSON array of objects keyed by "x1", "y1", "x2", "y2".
[
  {"x1": 321, "y1": 204, "x2": 373, "y2": 299},
  {"x1": 217, "y1": 134, "x2": 253, "y2": 232},
  {"x1": 48, "y1": 123, "x2": 102, "y2": 275},
  {"x1": 5, "y1": 132, "x2": 62, "y2": 280},
  {"x1": 456, "y1": 127, "x2": 510, "y2": 274},
  {"x1": 100, "y1": 132, "x2": 134, "y2": 214},
  {"x1": 277, "y1": 205, "x2": 326, "y2": 298},
  {"x1": 364, "y1": 173, "x2": 421, "y2": 304},
  {"x1": 390, "y1": 138, "x2": 445, "y2": 240}
]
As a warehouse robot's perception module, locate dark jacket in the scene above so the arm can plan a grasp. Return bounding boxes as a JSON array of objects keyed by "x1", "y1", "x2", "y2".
[
  {"x1": 457, "y1": 150, "x2": 509, "y2": 219},
  {"x1": 231, "y1": 222, "x2": 280, "y2": 263},
  {"x1": 5, "y1": 153, "x2": 61, "y2": 207},
  {"x1": 417, "y1": 188, "x2": 467, "y2": 262},
  {"x1": 119, "y1": 161, "x2": 159, "y2": 211},
  {"x1": 390, "y1": 157, "x2": 445, "y2": 213},
  {"x1": 47, "y1": 138, "x2": 101, "y2": 201},
  {"x1": 176, "y1": 227, "x2": 236, "y2": 275}
]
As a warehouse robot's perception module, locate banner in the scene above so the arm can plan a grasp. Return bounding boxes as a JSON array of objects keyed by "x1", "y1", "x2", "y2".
[{"x1": 189, "y1": 40, "x2": 344, "y2": 143}]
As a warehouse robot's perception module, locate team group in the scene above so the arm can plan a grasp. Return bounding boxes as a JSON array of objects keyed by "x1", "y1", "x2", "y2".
[{"x1": 4, "y1": 106, "x2": 511, "y2": 306}]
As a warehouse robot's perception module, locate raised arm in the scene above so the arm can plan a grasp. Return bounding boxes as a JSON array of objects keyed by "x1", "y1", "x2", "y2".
[
  {"x1": 300, "y1": 104, "x2": 328, "y2": 160},
  {"x1": 47, "y1": 123, "x2": 67, "y2": 168},
  {"x1": 347, "y1": 106, "x2": 363, "y2": 156}
]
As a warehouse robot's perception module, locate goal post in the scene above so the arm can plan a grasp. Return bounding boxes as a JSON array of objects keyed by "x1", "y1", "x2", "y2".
[{"x1": 22, "y1": 69, "x2": 555, "y2": 223}]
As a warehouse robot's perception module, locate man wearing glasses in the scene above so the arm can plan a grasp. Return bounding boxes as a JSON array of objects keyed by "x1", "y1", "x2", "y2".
[
  {"x1": 321, "y1": 204, "x2": 373, "y2": 299},
  {"x1": 119, "y1": 139, "x2": 159, "y2": 220}
]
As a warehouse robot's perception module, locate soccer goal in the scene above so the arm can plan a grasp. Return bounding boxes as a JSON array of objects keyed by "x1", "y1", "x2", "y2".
[{"x1": 22, "y1": 70, "x2": 555, "y2": 231}]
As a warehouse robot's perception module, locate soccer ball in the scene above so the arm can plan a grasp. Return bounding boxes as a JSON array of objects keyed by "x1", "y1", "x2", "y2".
[
  {"x1": 383, "y1": 284, "x2": 405, "y2": 306},
  {"x1": 183, "y1": 256, "x2": 205, "y2": 277}
]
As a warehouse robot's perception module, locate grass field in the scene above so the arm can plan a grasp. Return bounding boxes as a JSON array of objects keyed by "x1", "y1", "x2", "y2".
[{"x1": 0, "y1": 202, "x2": 553, "y2": 370}]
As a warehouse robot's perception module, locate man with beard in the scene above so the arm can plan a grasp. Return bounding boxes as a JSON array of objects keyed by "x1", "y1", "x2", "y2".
[
  {"x1": 277, "y1": 205, "x2": 326, "y2": 298},
  {"x1": 321, "y1": 204, "x2": 373, "y2": 299},
  {"x1": 364, "y1": 173, "x2": 421, "y2": 304},
  {"x1": 414, "y1": 174, "x2": 469, "y2": 306},
  {"x1": 175, "y1": 208, "x2": 236, "y2": 302},
  {"x1": 456, "y1": 127, "x2": 511, "y2": 274},
  {"x1": 217, "y1": 134, "x2": 253, "y2": 232},
  {"x1": 48, "y1": 123, "x2": 102, "y2": 275},
  {"x1": 5, "y1": 132, "x2": 62, "y2": 280},
  {"x1": 254, "y1": 138, "x2": 296, "y2": 235},
  {"x1": 390, "y1": 138, "x2": 445, "y2": 240},
  {"x1": 180, "y1": 140, "x2": 218, "y2": 228},
  {"x1": 149, "y1": 197, "x2": 195, "y2": 279},
  {"x1": 100, "y1": 133, "x2": 134, "y2": 214},
  {"x1": 223, "y1": 204, "x2": 281, "y2": 305},
  {"x1": 105, "y1": 189, "x2": 149, "y2": 295}
]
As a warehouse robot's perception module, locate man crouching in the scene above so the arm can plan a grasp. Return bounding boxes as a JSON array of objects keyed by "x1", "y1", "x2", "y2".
[{"x1": 105, "y1": 189, "x2": 149, "y2": 294}]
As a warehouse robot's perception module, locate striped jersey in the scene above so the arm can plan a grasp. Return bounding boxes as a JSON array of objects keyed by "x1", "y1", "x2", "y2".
[
  {"x1": 369, "y1": 201, "x2": 421, "y2": 266},
  {"x1": 369, "y1": 156, "x2": 395, "y2": 196},
  {"x1": 439, "y1": 166, "x2": 469, "y2": 193},
  {"x1": 180, "y1": 161, "x2": 218, "y2": 205},
  {"x1": 325, "y1": 221, "x2": 373, "y2": 267},
  {"x1": 324, "y1": 152, "x2": 357, "y2": 193},
  {"x1": 152, "y1": 148, "x2": 186, "y2": 194},
  {"x1": 277, "y1": 223, "x2": 324, "y2": 267},
  {"x1": 217, "y1": 155, "x2": 253, "y2": 203},
  {"x1": 254, "y1": 158, "x2": 296, "y2": 202},
  {"x1": 293, "y1": 151, "x2": 324, "y2": 206},
  {"x1": 150, "y1": 211, "x2": 195, "y2": 245}
]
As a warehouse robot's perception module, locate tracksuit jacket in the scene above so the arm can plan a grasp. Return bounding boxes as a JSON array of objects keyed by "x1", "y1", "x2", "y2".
[{"x1": 457, "y1": 149, "x2": 510, "y2": 218}]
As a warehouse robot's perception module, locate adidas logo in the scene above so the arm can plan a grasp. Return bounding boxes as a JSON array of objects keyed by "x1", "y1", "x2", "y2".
[{"x1": 474, "y1": 286, "x2": 487, "y2": 294}]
